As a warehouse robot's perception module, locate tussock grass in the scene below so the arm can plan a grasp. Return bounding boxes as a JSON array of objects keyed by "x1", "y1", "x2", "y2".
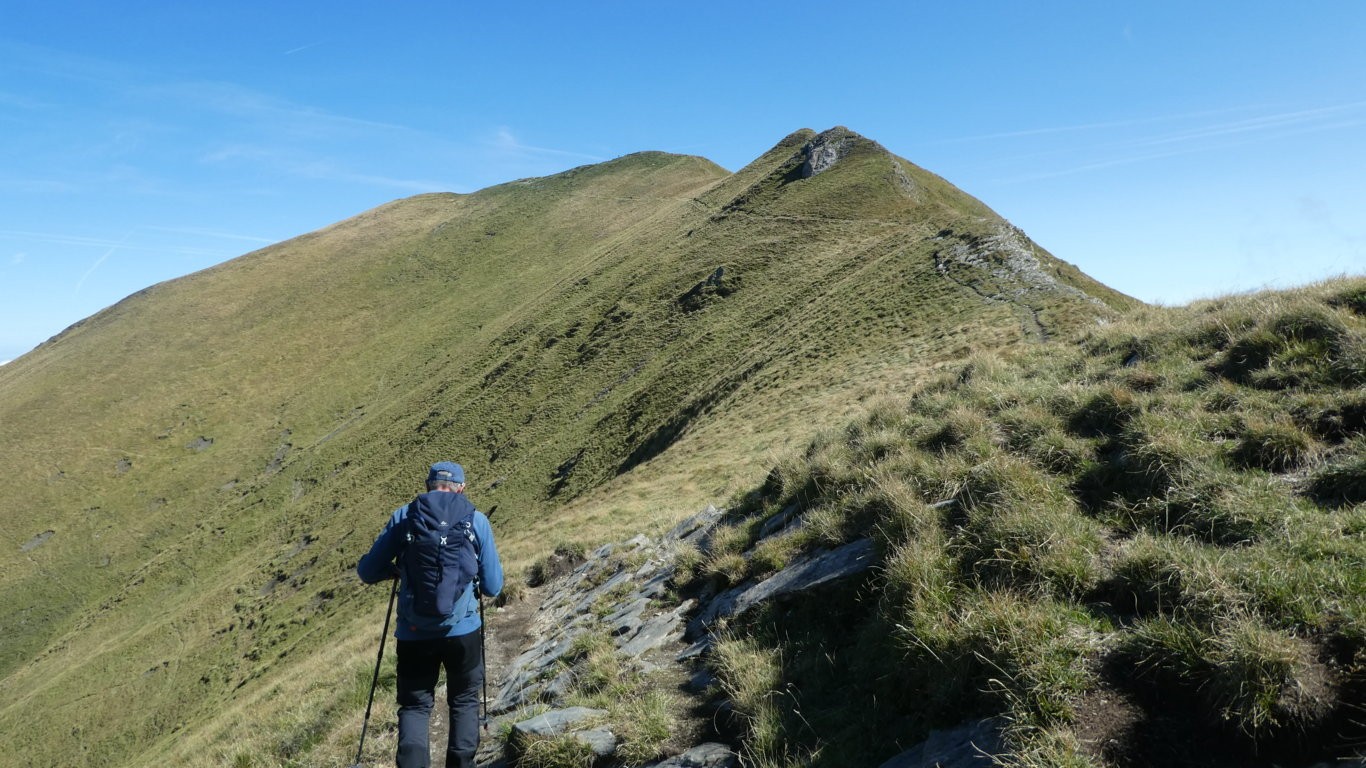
[
  {"x1": 1204, "y1": 618, "x2": 1333, "y2": 736},
  {"x1": 1124, "y1": 614, "x2": 1335, "y2": 739},
  {"x1": 1326, "y1": 279, "x2": 1366, "y2": 316},
  {"x1": 1229, "y1": 416, "x2": 1316, "y2": 472},
  {"x1": 515, "y1": 734, "x2": 599, "y2": 768},
  {"x1": 995, "y1": 728, "x2": 1097, "y2": 768},
  {"x1": 1067, "y1": 385, "x2": 1142, "y2": 438},
  {"x1": 611, "y1": 687, "x2": 680, "y2": 765},
  {"x1": 669, "y1": 541, "x2": 705, "y2": 587},
  {"x1": 701, "y1": 278, "x2": 1366, "y2": 765},
  {"x1": 710, "y1": 634, "x2": 788, "y2": 766},
  {"x1": 526, "y1": 542, "x2": 590, "y2": 587},
  {"x1": 1307, "y1": 438, "x2": 1366, "y2": 506}
]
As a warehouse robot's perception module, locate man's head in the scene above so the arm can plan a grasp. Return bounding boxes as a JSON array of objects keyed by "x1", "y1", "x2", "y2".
[{"x1": 426, "y1": 461, "x2": 465, "y2": 492}]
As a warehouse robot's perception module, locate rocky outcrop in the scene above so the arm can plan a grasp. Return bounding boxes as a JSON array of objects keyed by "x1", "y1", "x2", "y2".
[
  {"x1": 490, "y1": 525, "x2": 703, "y2": 718},
  {"x1": 483, "y1": 504, "x2": 997, "y2": 767},
  {"x1": 798, "y1": 126, "x2": 916, "y2": 193},
  {"x1": 800, "y1": 129, "x2": 859, "y2": 178},
  {"x1": 686, "y1": 537, "x2": 875, "y2": 640},
  {"x1": 485, "y1": 507, "x2": 735, "y2": 766},
  {"x1": 934, "y1": 224, "x2": 1103, "y2": 306}
]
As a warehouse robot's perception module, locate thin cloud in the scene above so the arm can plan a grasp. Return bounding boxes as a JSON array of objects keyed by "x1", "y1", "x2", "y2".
[
  {"x1": 931, "y1": 104, "x2": 1262, "y2": 144},
  {"x1": 0, "y1": 40, "x2": 136, "y2": 89},
  {"x1": 0, "y1": 176, "x2": 79, "y2": 194},
  {"x1": 283, "y1": 42, "x2": 325, "y2": 56},
  {"x1": 9, "y1": 40, "x2": 420, "y2": 143},
  {"x1": 74, "y1": 233, "x2": 132, "y2": 298},
  {"x1": 147, "y1": 80, "x2": 419, "y2": 139},
  {"x1": 146, "y1": 226, "x2": 276, "y2": 244},
  {"x1": 992, "y1": 114, "x2": 1366, "y2": 185},
  {"x1": 202, "y1": 144, "x2": 452, "y2": 192},
  {"x1": 492, "y1": 128, "x2": 607, "y2": 163},
  {"x1": 1124, "y1": 101, "x2": 1366, "y2": 150},
  {"x1": 0, "y1": 230, "x2": 235, "y2": 261},
  {"x1": 0, "y1": 230, "x2": 130, "y2": 249},
  {"x1": 972, "y1": 100, "x2": 1366, "y2": 185},
  {"x1": 0, "y1": 89, "x2": 54, "y2": 110},
  {"x1": 293, "y1": 161, "x2": 453, "y2": 193},
  {"x1": 938, "y1": 100, "x2": 1366, "y2": 158}
]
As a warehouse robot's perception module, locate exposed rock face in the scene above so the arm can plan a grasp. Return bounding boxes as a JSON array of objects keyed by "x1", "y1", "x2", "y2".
[
  {"x1": 686, "y1": 537, "x2": 876, "y2": 640},
  {"x1": 935, "y1": 224, "x2": 1103, "y2": 306},
  {"x1": 678, "y1": 267, "x2": 737, "y2": 312},
  {"x1": 932, "y1": 223, "x2": 1107, "y2": 341},
  {"x1": 20, "y1": 530, "x2": 54, "y2": 552},
  {"x1": 797, "y1": 126, "x2": 916, "y2": 193},
  {"x1": 491, "y1": 515, "x2": 719, "y2": 719},
  {"x1": 800, "y1": 128, "x2": 859, "y2": 178}
]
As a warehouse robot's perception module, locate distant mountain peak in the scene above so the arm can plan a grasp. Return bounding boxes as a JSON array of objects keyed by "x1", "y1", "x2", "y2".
[{"x1": 794, "y1": 126, "x2": 915, "y2": 193}]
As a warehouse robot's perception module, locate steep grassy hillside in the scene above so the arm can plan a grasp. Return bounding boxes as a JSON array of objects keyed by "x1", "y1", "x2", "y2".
[
  {"x1": 0, "y1": 128, "x2": 1126, "y2": 767},
  {"x1": 695, "y1": 278, "x2": 1366, "y2": 767}
]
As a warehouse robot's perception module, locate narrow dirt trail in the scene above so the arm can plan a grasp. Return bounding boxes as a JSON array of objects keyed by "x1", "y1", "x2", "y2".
[{"x1": 426, "y1": 590, "x2": 544, "y2": 766}]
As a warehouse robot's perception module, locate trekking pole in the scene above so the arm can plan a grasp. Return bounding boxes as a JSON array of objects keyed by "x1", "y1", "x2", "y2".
[
  {"x1": 479, "y1": 591, "x2": 489, "y2": 732},
  {"x1": 479, "y1": 504, "x2": 497, "y2": 733},
  {"x1": 353, "y1": 577, "x2": 398, "y2": 768}
]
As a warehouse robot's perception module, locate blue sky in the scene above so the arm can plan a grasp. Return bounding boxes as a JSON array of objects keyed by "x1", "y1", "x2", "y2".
[{"x1": 2, "y1": 2, "x2": 1364, "y2": 363}]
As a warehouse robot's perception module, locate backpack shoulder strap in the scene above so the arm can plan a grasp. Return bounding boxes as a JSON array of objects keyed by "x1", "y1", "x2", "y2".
[{"x1": 461, "y1": 503, "x2": 481, "y2": 562}]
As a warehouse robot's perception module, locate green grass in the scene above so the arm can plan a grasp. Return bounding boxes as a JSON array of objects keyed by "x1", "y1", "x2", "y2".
[
  {"x1": 701, "y1": 277, "x2": 1366, "y2": 765},
  {"x1": 0, "y1": 123, "x2": 1154, "y2": 766}
]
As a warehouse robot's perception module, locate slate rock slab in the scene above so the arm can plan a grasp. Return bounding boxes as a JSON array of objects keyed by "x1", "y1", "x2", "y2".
[
  {"x1": 645, "y1": 742, "x2": 738, "y2": 767},
  {"x1": 618, "y1": 600, "x2": 694, "y2": 657},
  {"x1": 512, "y1": 706, "x2": 607, "y2": 739},
  {"x1": 876, "y1": 718, "x2": 1003, "y2": 768},
  {"x1": 663, "y1": 505, "x2": 723, "y2": 546},
  {"x1": 576, "y1": 728, "x2": 618, "y2": 757},
  {"x1": 689, "y1": 538, "x2": 876, "y2": 638}
]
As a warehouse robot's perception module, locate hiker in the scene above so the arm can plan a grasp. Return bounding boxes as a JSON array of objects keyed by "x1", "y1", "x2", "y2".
[{"x1": 357, "y1": 461, "x2": 503, "y2": 768}]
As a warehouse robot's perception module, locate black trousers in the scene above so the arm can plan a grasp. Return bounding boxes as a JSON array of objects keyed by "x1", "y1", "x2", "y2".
[{"x1": 395, "y1": 632, "x2": 483, "y2": 768}]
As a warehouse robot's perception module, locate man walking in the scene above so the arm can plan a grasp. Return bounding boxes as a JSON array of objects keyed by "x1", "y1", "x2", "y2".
[{"x1": 358, "y1": 461, "x2": 503, "y2": 768}]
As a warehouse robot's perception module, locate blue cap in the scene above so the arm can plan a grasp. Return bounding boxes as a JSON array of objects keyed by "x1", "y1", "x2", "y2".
[{"x1": 427, "y1": 461, "x2": 465, "y2": 484}]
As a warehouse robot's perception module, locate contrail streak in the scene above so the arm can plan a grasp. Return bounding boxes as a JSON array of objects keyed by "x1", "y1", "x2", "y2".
[{"x1": 74, "y1": 231, "x2": 133, "y2": 297}]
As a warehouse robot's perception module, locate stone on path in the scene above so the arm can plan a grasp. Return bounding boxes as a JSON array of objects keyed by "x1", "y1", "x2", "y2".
[
  {"x1": 511, "y1": 706, "x2": 606, "y2": 739},
  {"x1": 645, "y1": 742, "x2": 739, "y2": 767},
  {"x1": 876, "y1": 719, "x2": 1003, "y2": 768}
]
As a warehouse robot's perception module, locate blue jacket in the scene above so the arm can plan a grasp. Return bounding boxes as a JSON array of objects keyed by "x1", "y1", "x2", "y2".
[{"x1": 357, "y1": 492, "x2": 503, "y2": 641}]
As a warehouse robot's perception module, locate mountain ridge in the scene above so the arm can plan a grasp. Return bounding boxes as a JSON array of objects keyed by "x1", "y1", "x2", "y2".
[{"x1": 0, "y1": 127, "x2": 1135, "y2": 767}]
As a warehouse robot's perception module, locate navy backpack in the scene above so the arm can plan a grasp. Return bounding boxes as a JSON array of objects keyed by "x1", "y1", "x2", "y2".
[{"x1": 401, "y1": 491, "x2": 480, "y2": 616}]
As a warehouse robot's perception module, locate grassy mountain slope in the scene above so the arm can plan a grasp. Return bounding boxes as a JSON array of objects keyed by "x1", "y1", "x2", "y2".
[
  {"x1": 696, "y1": 277, "x2": 1366, "y2": 766},
  {"x1": 0, "y1": 128, "x2": 1127, "y2": 767}
]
